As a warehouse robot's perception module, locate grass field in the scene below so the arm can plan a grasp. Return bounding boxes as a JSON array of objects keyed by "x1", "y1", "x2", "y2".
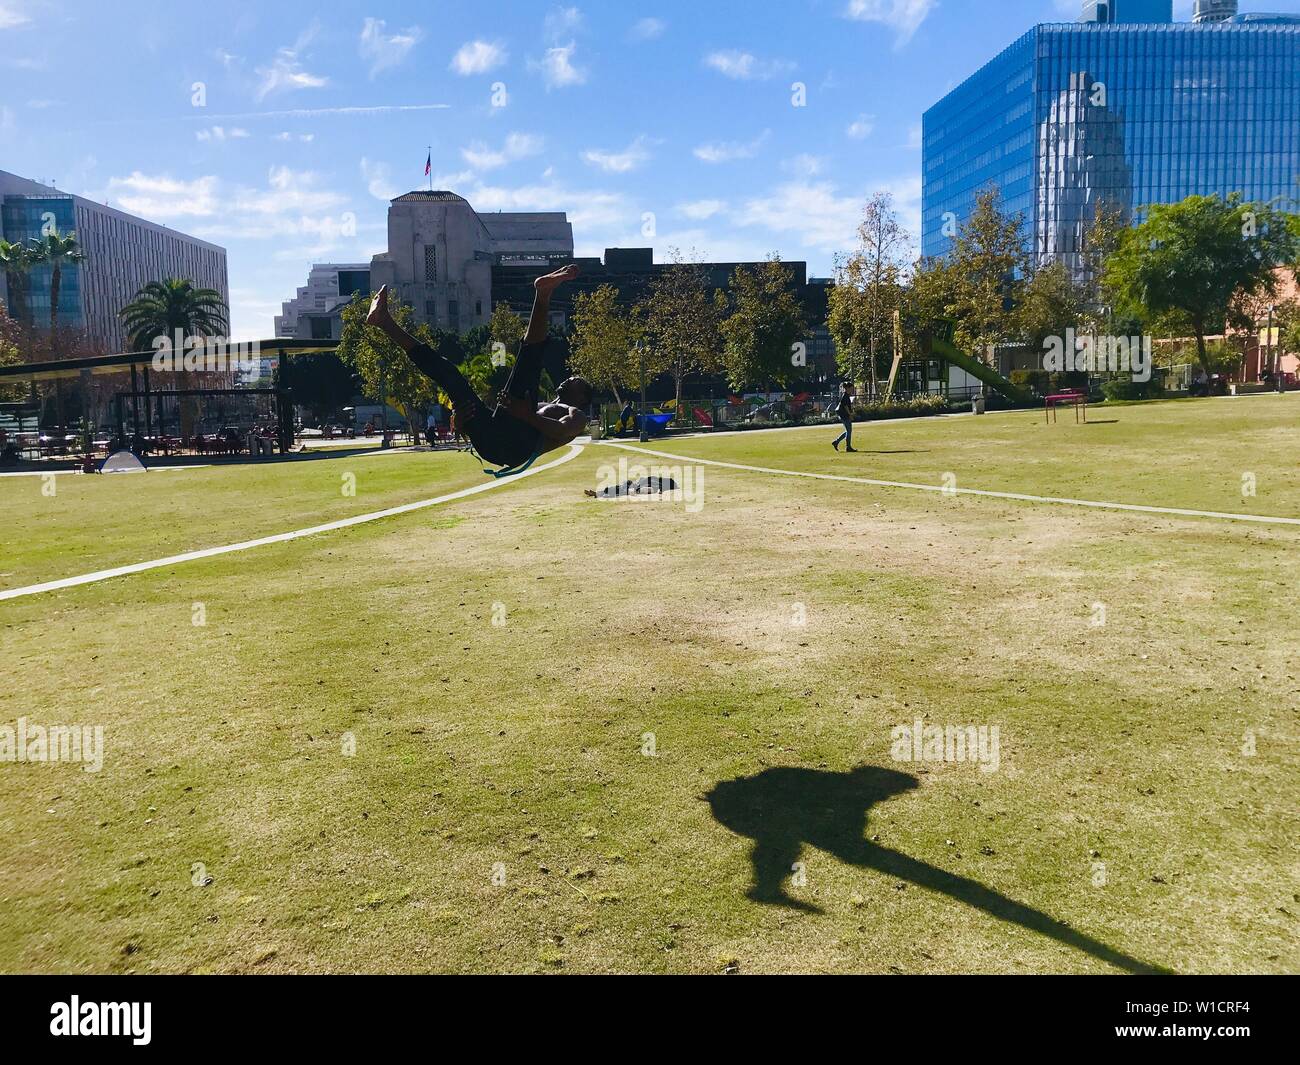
[{"x1": 1, "y1": 395, "x2": 1297, "y2": 974}]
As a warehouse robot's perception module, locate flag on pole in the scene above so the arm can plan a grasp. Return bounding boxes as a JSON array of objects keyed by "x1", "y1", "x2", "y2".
[{"x1": 424, "y1": 151, "x2": 432, "y2": 177}]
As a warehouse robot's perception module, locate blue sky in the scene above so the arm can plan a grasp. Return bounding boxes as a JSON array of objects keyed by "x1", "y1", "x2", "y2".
[{"x1": 2, "y1": 0, "x2": 1296, "y2": 339}]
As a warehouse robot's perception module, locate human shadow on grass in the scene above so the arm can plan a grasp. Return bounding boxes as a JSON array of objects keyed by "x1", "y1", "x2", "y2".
[{"x1": 704, "y1": 765, "x2": 1170, "y2": 974}]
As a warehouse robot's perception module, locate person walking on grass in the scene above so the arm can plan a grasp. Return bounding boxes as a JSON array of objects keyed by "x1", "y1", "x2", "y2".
[{"x1": 831, "y1": 381, "x2": 856, "y2": 453}]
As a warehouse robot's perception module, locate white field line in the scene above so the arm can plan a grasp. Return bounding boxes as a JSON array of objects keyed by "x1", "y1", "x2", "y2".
[
  {"x1": 0, "y1": 444, "x2": 584, "y2": 602},
  {"x1": 600, "y1": 441, "x2": 1300, "y2": 527},
  {"x1": 0, "y1": 465, "x2": 211, "y2": 478}
]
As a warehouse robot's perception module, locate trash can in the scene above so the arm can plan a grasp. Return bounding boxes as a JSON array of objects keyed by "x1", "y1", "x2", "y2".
[{"x1": 972, "y1": 396, "x2": 986, "y2": 415}]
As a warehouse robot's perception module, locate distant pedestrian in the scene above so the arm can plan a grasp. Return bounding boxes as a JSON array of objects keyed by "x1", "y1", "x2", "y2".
[{"x1": 831, "y1": 382, "x2": 856, "y2": 453}]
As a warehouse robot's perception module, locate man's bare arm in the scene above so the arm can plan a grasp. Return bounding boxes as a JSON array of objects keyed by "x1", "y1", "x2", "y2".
[{"x1": 500, "y1": 397, "x2": 587, "y2": 444}]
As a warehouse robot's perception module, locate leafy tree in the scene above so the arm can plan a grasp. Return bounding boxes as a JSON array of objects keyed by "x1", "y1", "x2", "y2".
[
  {"x1": 489, "y1": 302, "x2": 525, "y2": 354},
  {"x1": 338, "y1": 292, "x2": 436, "y2": 427},
  {"x1": 947, "y1": 188, "x2": 1027, "y2": 360},
  {"x1": 1077, "y1": 200, "x2": 1129, "y2": 332},
  {"x1": 279, "y1": 351, "x2": 361, "y2": 424},
  {"x1": 1103, "y1": 193, "x2": 1300, "y2": 379},
  {"x1": 1016, "y1": 260, "x2": 1086, "y2": 352},
  {"x1": 828, "y1": 191, "x2": 910, "y2": 395},
  {"x1": 461, "y1": 323, "x2": 492, "y2": 361},
  {"x1": 718, "y1": 257, "x2": 806, "y2": 390},
  {"x1": 0, "y1": 299, "x2": 23, "y2": 402},
  {"x1": 1280, "y1": 300, "x2": 1300, "y2": 357},
  {"x1": 569, "y1": 283, "x2": 642, "y2": 404},
  {"x1": 638, "y1": 258, "x2": 723, "y2": 411}
]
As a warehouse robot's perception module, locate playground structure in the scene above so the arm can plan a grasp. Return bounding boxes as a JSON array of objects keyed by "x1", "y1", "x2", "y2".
[{"x1": 898, "y1": 318, "x2": 1034, "y2": 407}]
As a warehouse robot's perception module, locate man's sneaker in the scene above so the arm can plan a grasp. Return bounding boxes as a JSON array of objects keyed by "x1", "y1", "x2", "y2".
[{"x1": 832, "y1": 439, "x2": 840, "y2": 451}]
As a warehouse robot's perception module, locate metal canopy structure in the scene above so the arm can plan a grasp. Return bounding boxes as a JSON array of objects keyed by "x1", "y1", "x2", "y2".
[
  {"x1": 0, "y1": 339, "x2": 341, "y2": 457},
  {"x1": 0, "y1": 338, "x2": 339, "y2": 384}
]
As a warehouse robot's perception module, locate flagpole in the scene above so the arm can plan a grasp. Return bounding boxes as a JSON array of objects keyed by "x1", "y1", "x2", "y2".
[{"x1": 427, "y1": 145, "x2": 432, "y2": 192}]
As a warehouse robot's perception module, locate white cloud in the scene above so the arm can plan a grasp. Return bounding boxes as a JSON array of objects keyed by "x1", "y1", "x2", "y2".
[
  {"x1": 460, "y1": 132, "x2": 545, "y2": 170},
  {"x1": 531, "y1": 42, "x2": 586, "y2": 89},
  {"x1": 195, "y1": 126, "x2": 250, "y2": 142},
  {"x1": 203, "y1": 103, "x2": 448, "y2": 121},
  {"x1": 274, "y1": 131, "x2": 316, "y2": 142},
  {"x1": 904, "y1": 123, "x2": 922, "y2": 149},
  {"x1": 843, "y1": 0, "x2": 936, "y2": 47},
  {"x1": 735, "y1": 174, "x2": 922, "y2": 253},
  {"x1": 457, "y1": 176, "x2": 629, "y2": 233},
  {"x1": 735, "y1": 181, "x2": 863, "y2": 252},
  {"x1": 229, "y1": 166, "x2": 347, "y2": 218},
  {"x1": 451, "y1": 39, "x2": 507, "y2": 75},
  {"x1": 544, "y1": 6, "x2": 584, "y2": 41},
  {"x1": 361, "y1": 158, "x2": 397, "y2": 201},
  {"x1": 677, "y1": 199, "x2": 726, "y2": 220},
  {"x1": 429, "y1": 168, "x2": 476, "y2": 191},
  {"x1": 693, "y1": 130, "x2": 770, "y2": 164},
  {"x1": 105, "y1": 172, "x2": 222, "y2": 219},
  {"x1": 359, "y1": 17, "x2": 423, "y2": 77},
  {"x1": 255, "y1": 42, "x2": 329, "y2": 101},
  {"x1": 703, "y1": 50, "x2": 794, "y2": 81},
  {"x1": 846, "y1": 114, "x2": 876, "y2": 140},
  {"x1": 581, "y1": 135, "x2": 654, "y2": 174},
  {"x1": 783, "y1": 154, "x2": 825, "y2": 177},
  {"x1": 0, "y1": 3, "x2": 29, "y2": 30},
  {"x1": 630, "y1": 17, "x2": 666, "y2": 41},
  {"x1": 104, "y1": 167, "x2": 351, "y2": 250}
]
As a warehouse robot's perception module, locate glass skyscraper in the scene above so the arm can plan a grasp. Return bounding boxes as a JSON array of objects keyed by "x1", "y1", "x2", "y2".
[
  {"x1": 0, "y1": 170, "x2": 228, "y2": 351},
  {"x1": 921, "y1": 13, "x2": 1300, "y2": 272}
]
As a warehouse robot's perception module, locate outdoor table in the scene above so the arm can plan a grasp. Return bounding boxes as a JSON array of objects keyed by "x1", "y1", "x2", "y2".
[{"x1": 1045, "y1": 391, "x2": 1086, "y2": 424}]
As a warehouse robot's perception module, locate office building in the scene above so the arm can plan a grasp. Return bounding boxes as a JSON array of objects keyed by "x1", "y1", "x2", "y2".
[
  {"x1": 275, "y1": 263, "x2": 371, "y2": 341},
  {"x1": 921, "y1": 6, "x2": 1300, "y2": 272},
  {"x1": 0, "y1": 169, "x2": 228, "y2": 352},
  {"x1": 367, "y1": 190, "x2": 573, "y2": 334}
]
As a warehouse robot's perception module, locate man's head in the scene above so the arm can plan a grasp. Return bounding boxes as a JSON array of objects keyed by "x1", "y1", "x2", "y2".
[
  {"x1": 842, "y1": 382, "x2": 852, "y2": 393},
  {"x1": 557, "y1": 376, "x2": 593, "y2": 409}
]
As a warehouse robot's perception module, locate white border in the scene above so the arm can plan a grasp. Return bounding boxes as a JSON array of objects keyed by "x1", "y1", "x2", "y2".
[
  {"x1": 0, "y1": 444, "x2": 585, "y2": 602},
  {"x1": 599, "y1": 442, "x2": 1300, "y2": 527}
]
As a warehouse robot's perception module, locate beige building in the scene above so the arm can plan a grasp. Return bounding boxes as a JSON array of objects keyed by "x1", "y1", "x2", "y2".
[{"x1": 367, "y1": 191, "x2": 573, "y2": 333}]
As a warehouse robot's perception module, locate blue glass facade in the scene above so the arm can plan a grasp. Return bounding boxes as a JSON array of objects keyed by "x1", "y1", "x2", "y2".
[
  {"x1": 1082, "y1": 0, "x2": 1174, "y2": 23},
  {"x1": 922, "y1": 20, "x2": 1300, "y2": 269},
  {"x1": 0, "y1": 195, "x2": 82, "y2": 328}
]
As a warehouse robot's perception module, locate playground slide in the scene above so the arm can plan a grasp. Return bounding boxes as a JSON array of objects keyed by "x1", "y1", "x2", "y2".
[{"x1": 930, "y1": 335, "x2": 1033, "y2": 406}]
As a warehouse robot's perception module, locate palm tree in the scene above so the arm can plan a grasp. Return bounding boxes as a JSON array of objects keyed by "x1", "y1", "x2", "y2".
[
  {"x1": 120, "y1": 278, "x2": 230, "y2": 439},
  {"x1": 119, "y1": 278, "x2": 228, "y2": 351},
  {"x1": 0, "y1": 239, "x2": 36, "y2": 325},
  {"x1": 25, "y1": 230, "x2": 85, "y2": 429},
  {"x1": 27, "y1": 230, "x2": 86, "y2": 338}
]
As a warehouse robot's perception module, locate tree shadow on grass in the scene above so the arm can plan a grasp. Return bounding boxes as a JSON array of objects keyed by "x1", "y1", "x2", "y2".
[{"x1": 704, "y1": 765, "x2": 1170, "y2": 974}]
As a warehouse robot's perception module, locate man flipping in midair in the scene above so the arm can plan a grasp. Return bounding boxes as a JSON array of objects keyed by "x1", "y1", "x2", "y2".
[{"x1": 365, "y1": 264, "x2": 592, "y2": 475}]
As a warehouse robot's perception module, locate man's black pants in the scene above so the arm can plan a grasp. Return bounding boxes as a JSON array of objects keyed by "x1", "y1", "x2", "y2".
[{"x1": 407, "y1": 337, "x2": 554, "y2": 467}]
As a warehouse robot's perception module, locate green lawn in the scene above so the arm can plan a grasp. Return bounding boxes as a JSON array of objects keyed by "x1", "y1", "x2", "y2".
[{"x1": 1, "y1": 396, "x2": 1296, "y2": 974}]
